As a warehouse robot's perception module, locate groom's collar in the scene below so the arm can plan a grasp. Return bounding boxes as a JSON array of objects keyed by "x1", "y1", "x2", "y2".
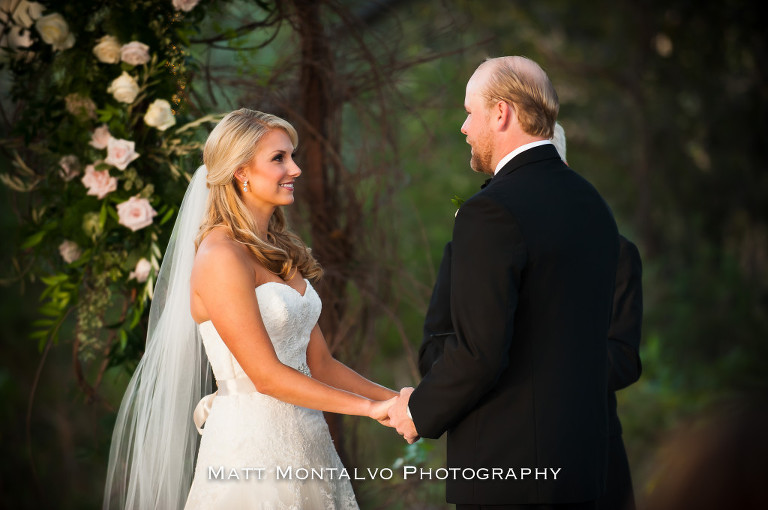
[
  {"x1": 493, "y1": 140, "x2": 554, "y2": 175},
  {"x1": 491, "y1": 143, "x2": 562, "y2": 182},
  {"x1": 480, "y1": 143, "x2": 562, "y2": 190}
]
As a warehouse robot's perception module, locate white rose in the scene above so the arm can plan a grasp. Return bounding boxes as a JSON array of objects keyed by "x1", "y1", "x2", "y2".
[
  {"x1": 120, "y1": 41, "x2": 150, "y2": 66},
  {"x1": 143, "y1": 99, "x2": 176, "y2": 131},
  {"x1": 107, "y1": 71, "x2": 139, "y2": 104},
  {"x1": 93, "y1": 35, "x2": 121, "y2": 64},
  {"x1": 81, "y1": 163, "x2": 117, "y2": 199},
  {"x1": 172, "y1": 0, "x2": 200, "y2": 12},
  {"x1": 128, "y1": 258, "x2": 152, "y2": 282},
  {"x1": 105, "y1": 137, "x2": 140, "y2": 170},
  {"x1": 35, "y1": 12, "x2": 74, "y2": 51},
  {"x1": 58, "y1": 240, "x2": 81, "y2": 264},
  {"x1": 11, "y1": 1, "x2": 45, "y2": 29},
  {"x1": 117, "y1": 196, "x2": 157, "y2": 232},
  {"x1": 89, "y1": 124, "x2": 111, "y2": 149},
  {"x1": 58, "y1": 154, "x2": 80, "y2": 181}
]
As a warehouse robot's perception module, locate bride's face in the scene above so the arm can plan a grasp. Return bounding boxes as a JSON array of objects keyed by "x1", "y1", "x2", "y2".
[{"x1": 239, "y1": 129, "x2": 301, "y2": 210}]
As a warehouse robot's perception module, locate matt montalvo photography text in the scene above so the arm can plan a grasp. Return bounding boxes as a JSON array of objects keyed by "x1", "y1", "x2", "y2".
[{"x1": 208, "y1": 466, "x2": 563, "y2": 481}]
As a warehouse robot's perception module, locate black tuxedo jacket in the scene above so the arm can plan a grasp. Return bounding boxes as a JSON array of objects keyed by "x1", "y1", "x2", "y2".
[
  {"x1": 410, "y1": 144, "x2": 619, "y2": 505},
  {"x1": 606, "y1": 236, "x2": 643, "y2": 435},
  {"x1": 598, "y1": 235, "x2": 643, "y2": 510}
]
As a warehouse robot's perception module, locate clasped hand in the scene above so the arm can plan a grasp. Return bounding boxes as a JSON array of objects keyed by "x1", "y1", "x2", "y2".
[{"x1": 368, "y1": 387, "x2": 419, "y2": 444}]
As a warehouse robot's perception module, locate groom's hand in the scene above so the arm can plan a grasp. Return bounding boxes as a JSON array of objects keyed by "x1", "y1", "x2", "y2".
[
  {"x1": 368, "y1": 396, "x2": 397, "y2": 427},
  {"x1": 388, "y1": 387, "x2": 419, "y2": 444}
]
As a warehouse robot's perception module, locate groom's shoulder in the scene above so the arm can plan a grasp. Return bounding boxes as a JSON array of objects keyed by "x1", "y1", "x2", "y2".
[
  {"x1": 499, "y1": 157, "x2": 607, "y2": 202},
  {"x1": 459, "y1": 190, "x2": 513, "y2": 219}
]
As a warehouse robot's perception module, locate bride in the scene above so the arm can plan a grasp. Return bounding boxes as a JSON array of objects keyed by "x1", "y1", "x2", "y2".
[{"x1": 103, "y1": 109, "x2": 398, "y2": 510}]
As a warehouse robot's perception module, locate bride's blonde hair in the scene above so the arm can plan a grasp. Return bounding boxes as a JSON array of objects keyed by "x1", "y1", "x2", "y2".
[{"x1": 195, "y1": 108, "x2": 322, "y2": 282}]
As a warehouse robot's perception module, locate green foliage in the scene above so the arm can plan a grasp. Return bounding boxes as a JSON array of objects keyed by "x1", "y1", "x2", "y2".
[{"x1": 1, "y1": 0, "x2": 216, "y2": 365}]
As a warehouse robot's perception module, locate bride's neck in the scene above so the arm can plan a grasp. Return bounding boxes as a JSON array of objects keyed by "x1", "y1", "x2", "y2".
[{"x1": 246, "y1": 203, "x2": 274, "y2": 235}]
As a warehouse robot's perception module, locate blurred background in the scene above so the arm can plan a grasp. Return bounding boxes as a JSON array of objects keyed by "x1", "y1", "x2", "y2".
[{"x1": 1, "y1": 0, "x2": 766, "y2": 508}]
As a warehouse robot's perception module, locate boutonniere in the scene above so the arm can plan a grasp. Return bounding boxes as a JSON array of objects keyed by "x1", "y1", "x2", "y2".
[{"x1": 452, "y1": 195, "x2": 465, "y2": 217}]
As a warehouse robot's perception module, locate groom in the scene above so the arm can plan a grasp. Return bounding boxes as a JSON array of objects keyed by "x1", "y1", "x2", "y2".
[{"x1": 388, "y1": 56, "x2": 619, "y2": 508}]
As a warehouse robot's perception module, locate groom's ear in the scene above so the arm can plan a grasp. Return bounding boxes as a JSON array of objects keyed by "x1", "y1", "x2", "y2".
[{"x1": 494, "y1": 100, "x2": 514, "y2": 131}]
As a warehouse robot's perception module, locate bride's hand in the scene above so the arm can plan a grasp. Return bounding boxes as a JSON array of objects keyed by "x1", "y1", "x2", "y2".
[{"x1": 368, "y1": 396, "x2": 398, "y2": 427}]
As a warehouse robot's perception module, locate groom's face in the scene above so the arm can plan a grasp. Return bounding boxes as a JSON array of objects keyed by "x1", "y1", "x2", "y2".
[{"x1": 461, "y1": 71, "x2": 495, "y2": 175}]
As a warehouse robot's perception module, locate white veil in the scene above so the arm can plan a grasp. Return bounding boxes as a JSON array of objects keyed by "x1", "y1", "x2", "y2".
[{"x1": 103, "y1": 165, "x2": 212, "y2": 510}]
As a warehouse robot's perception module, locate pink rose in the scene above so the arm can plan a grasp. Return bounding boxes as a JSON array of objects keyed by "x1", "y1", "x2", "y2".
[
  {"x1": 105, "y1": 137, "x2": 140, "y2": 170},
  {"x1": 117, "y1": 196, "x2": 157, "y2": 232},
  {"x1": 128, "y1": 257, "x2": 152, "y2": 282},
  {"x1": 58, "y1": 240, "x2": 81, "y2": 264},
  {"x1": 120, "y1": 41, "x2": 150, "y2": 66},
  {"x1": 172, "y1": 0, "x2": 200, "y2": 12},
  {"x1": 89, "y1": 124, "x2": 111, "y2": 149},
  {"x1": 64, "y1": 93, "x2": 97, "y2": 120},
  {"x1": 81, "y1": 163, "x2": 117, "y2": 199},
  {"x1": 58, "y1": 154, "x2": 80, "y2": 181}
]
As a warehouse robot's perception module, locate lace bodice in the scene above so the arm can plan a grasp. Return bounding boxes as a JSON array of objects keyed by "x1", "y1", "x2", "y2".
[
  {"x1": 199, "y1": 279, "x2": 320, "y2": 382},
  {"x1": 185, "y1": 279, "x2": 359, "y2": 509}
]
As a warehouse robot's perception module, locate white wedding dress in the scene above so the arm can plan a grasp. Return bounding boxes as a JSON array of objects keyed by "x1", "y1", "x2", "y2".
[{"x1": 184, "y1": 280, "x2": 359, "y2": 509}]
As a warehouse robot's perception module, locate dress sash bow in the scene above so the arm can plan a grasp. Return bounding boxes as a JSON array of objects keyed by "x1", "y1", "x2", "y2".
[{"x1": 193, "y1": 376, "x2": 258, "y2": 434}]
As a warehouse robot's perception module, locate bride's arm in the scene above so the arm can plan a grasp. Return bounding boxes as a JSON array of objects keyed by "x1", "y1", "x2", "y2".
[
  {"x1": 306, "y1": 325, "x2": 399, "y2": 401},
  {"x1": 192, "y1": 242, "x2": 391, "y2": 420}
]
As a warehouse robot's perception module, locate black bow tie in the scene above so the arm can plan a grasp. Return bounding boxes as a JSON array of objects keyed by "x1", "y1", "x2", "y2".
[{"x1": 480, "y1": 177, "x2": 492, "y2": 190}]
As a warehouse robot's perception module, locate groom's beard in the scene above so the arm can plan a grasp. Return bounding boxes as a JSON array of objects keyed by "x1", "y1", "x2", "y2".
[{"x1": 468, "y1": 129, "x2": 494, "y2": 176}]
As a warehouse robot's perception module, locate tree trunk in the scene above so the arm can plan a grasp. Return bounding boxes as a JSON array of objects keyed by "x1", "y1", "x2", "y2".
[{"x1": 292, "y1": 0, "x2": 352, "y2": 466}]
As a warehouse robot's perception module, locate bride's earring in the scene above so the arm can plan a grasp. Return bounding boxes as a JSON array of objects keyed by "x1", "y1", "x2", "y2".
[{"x1": 243, "y1": 179, "x2": 248, "y2": 193}]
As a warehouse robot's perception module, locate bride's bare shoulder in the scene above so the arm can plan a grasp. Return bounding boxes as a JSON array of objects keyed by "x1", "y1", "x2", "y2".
[{"x1": 192, "y1": 229, "x2": 252, "y2": 286}]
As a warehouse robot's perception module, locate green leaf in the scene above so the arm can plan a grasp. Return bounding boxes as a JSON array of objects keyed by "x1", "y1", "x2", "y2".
[
  {"x1": 99, "y1": 201, "x2": 108, "y2": 229},
  {"x1": 159, "y1": 208, "x2": 175, "y2": 225},
  {"x1": 129, "y1": 307, "x2": 141, "y2": 329},
  {"x1": 38, "y1": 304, "x2": 63, "y2": 317},
  {"x1": 97, "y1": 108, "x2": 113, "y2": 122},
  {"x1": 69, "y1": 249, "x2": 92, "y2": 267},
  {"x1": 40, "y1": 274, "x2": 68, "y2": 286},
  {"x1": 40, "y1": 285, "x2": 56, "y2": 301},
  {"x1": 20, "y1": 230, "x2": 46, "y2": 249}
]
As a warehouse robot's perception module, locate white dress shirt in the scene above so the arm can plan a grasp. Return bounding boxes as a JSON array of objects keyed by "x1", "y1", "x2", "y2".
[{"x1": 493, "y1": 140, "x2": 553, "y2": 175}]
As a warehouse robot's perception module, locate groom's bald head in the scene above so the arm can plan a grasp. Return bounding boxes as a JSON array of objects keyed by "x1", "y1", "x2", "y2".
[{"x1": 473, "y1": 56, "x2": 559, "y2": 139}]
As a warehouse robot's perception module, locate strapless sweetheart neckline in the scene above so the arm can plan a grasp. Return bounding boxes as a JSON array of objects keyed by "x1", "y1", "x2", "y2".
[
  {"x1": 196, "y1": 279, "x2": 314, "y2": 327},
  {"x1": 258, "y1": 278, "x2": 312, "y2": 298}
]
